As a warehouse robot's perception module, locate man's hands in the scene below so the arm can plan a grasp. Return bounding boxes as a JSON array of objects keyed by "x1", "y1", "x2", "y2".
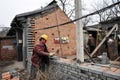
[{"x1": 49, "y1": 52, "x2": 55, "y2": 57}]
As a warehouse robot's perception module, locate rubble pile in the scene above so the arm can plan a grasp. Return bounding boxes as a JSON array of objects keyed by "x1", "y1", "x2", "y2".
[{"x1": 0, "y1": 68, "x2": 29, "y2": 80}]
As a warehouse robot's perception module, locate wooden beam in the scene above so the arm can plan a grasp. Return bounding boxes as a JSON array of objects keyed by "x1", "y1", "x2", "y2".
[
  {"x1": 90, "y1": 24, "x2": 118, "y2": 57},
  {"x1": 114, "y1": 56, "x2": 120, "y2": 61}
]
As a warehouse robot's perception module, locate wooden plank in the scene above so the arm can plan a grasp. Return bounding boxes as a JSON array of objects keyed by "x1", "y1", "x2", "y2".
[
  {"x1": 90, "y1": 24, "x2": 118, "y2": 57},
  {"x1": 114, "y1": 56, "x2": 120, "y2": 61}
]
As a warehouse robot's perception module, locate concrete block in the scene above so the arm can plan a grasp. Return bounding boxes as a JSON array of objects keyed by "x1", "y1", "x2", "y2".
[
  {"x1": 99, "y1": 74, "x2": 106, "y2": 80},
  {"x1": 89, "y1": 76, "x2": 95, "y2": 80},
  {"x1": 81, "y1": 76, "x2": 87, "y2": 80},
  {"x1": 106, "y1": 77, "x2": 117, "y2": 80},
  {"x1": 95, "y1": 79, "x2": 101, "y2": 80},
  {"x1": 78, "y1": 73, "x2": 88, "y2": 78},
  {"x1": 88, "y1": 67, "x2": 103, "y2": 74},
  {"x1": 79, "y1": 66, "x2": 89, "y2": 71},
  {"x1": 103, "y1": 71, "x2": 120, "y2": 79}
]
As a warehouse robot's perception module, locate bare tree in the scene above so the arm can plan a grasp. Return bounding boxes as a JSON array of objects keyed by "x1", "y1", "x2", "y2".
[
  {"x1": 0, "y1": 25, "x2": 10, "y2": 37},
  {"x1": 92, "y1": 0, "x2": 120, "y2": 22},
  {"x1": 82, "y1": 17, "x2": 92, "y2": 27},
  {"x1": 57, "y1": 0, "x2": 120, "y2": 26},
  {"x1": 58, "y1": 0, "x2": 91, "y2": 26},
  {"x1": 58, "y1": 0, "x2": 75, "y2": 18}
]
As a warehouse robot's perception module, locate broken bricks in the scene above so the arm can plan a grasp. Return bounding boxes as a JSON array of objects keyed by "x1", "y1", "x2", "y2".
[{"x1": 2, "y1": 72, "x2": 11, "y2": 80}]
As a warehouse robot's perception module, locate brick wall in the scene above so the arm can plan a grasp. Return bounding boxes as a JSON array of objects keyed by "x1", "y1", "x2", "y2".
[
  {"x1": 0, "y1": 37, "x2": 16, "y2": 60},
  {"x1": 46, "y1": 58, "x2": 120, "y2": 80},
  {"x1": 27, "y1": 6, "x2": 76, "y2": 73},
  {"x1": 30, "y1": 7, "x2": 76, "y2": 56}
]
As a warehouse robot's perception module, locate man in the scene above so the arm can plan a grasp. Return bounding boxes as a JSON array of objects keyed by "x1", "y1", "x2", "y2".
[
  {"x1": 107, "y1": 36, "x2": 115, "y2": 59},
  {"x1": 30, "y1": 34, "x2": 50, "y2": 80},
  {"x1": 87, "y1": 34, "x2": 96, "y2": 53}
]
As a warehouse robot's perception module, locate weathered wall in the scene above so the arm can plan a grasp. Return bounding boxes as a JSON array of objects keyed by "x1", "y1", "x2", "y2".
[
  {"x1": 25, "y1": 4, "x2": 76, "y2": 72},
  {"x1": 30, "y1": 7, "x2": 76, "y2": 56},
  {"x1": 46, "y1": 58, "x2": 120, "y2": 80},
  {"x1": 0, "y1": 37, "x2": 16, "y2": 60}
]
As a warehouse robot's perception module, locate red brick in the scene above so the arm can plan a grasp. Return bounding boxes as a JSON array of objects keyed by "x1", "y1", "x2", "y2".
[
  {"x1": 31, "y1": 8, "x2": 76, "y2": 56},
  {"x1": 0, "y1": 38, "x2": 16, "y2": 60}
]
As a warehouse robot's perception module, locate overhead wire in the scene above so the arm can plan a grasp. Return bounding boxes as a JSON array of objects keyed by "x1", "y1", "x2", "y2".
[{"x1": 32, "y1": 1, "x2": 120, "y2": 31}]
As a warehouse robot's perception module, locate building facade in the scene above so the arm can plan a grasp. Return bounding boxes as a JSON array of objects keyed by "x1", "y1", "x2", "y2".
[
  {"x1": 7, "y1": 1, "x2": 76, "y2": 69},
  {"x1": 0, "y1": 37, "x2": 16, "y2": 60}
]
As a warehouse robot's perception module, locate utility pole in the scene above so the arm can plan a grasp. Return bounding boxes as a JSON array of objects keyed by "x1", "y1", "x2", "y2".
[{"x1": 75, "y1": 0, "x2": 84, "y2": 62}]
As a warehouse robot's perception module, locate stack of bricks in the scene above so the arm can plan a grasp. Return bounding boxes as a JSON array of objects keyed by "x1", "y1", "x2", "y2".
[
  {"x1": 1, "y1": 72, "x2": 19, "y2": 80},
  {"x1": 11, "y1": 77, "x2": 19, "y2": 80},
  {"x1": 2, "y1": 72, "x2": 11, "y2": 80}
]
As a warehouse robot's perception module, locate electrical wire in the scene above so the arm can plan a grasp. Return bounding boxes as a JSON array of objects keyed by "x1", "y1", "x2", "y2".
[{"x1": 32, "y1": 1, "x2": 120, "y2": 31}]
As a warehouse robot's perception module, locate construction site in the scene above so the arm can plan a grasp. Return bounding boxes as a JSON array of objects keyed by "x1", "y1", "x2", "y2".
[{"x1": 0, "y1": 0, "x2": 120, "y2": 80}]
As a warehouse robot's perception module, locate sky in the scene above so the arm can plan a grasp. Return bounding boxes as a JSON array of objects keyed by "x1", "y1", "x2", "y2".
[{"x1": 0, "y1": 0, "x2": 99, "y2": 27}]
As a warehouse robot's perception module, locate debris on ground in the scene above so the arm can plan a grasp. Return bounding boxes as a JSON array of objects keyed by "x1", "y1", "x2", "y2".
[
  {"x1": 0, "y1": 61, "x2": 14, "y2": 67},
  {"x1": 0, "y1": 68, "x2": 29, "y2": 80}
]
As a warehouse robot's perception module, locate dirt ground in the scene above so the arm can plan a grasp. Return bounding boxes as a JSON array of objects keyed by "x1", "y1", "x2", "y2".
[
  {"x1": 0, "y1": 60, "x2": 30, "y2": 80},
  {"x1": 0, "y1": 60, "x2": 24, "y2": 73}
]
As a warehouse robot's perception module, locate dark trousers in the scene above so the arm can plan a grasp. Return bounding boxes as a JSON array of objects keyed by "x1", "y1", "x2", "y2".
[
  {"x1": 29, "y1": 62, "x2": 49, "y2": 80},
  {"x1": 29, "y1": 64, "x2": 37, "y2": 80},
  {"x1": 39, "y1": 62, "x2": 49, "y2": 74},
  {"x1": 90, "y1": 46, "x2": 95, "y2": 53}
]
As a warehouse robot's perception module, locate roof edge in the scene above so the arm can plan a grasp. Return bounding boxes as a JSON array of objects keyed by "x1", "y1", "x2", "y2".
[{"x1": 15, "y1": 0, "x2": 58, "y2": 18}]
